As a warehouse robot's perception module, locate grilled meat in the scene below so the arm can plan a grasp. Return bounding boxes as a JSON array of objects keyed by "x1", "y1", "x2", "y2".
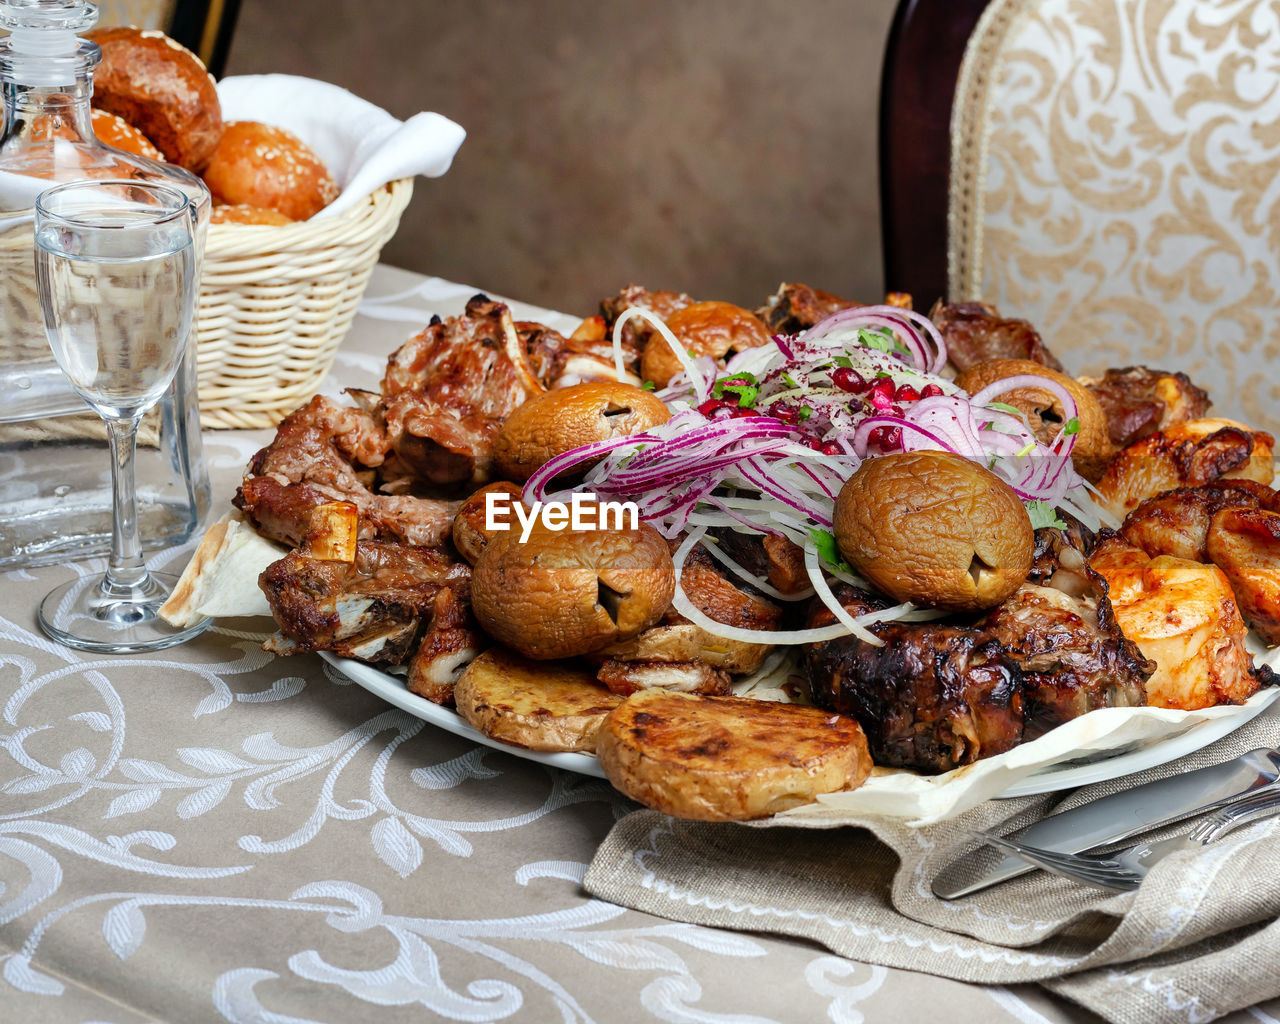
[
  {"x1": 1026, "y1": 517, "x2": 1096, "y2": 595},
  {"x1": 1120, "y1": 480, "x2": 1280, "y2": 562},
  {"x1": 755, "y1": 282, "x2": 861, "y2": 335},
  {"x1": 1089, "y1": 531, "x2": 1265, "y2": 709},
  {"x1": 1095, "y1": 419, "x2": 1276, "y2": 520},
  {"x1": 596, "y1": 659, "x2": 732, "y2": 696},
  {"x1": 1206, "y1": 507, "x2": 1280, "y2": 646},
  {"x1": 1079, "y1": 366, "x2": 1211, "y2": 449},
  {"x1": 381, "y1": 295, "x2": 543, "y2": 486},
  {"x1": 981, "y1": 582, "x2": 1150, "y2": 740},
  {"x1": 803, "y1": 588, "x2": 1023, "y2": 773},
  {"x1": 260, "y1": 541, "x2": 472, "y2": 669},
  {"x1": 929, "y1": 300, "x2": 1062, "y2": 372},
  {"x1": 709, "y1": 528, "x2": 809, "y2": 595},
  {"x1": 599, "y1": 284, "x2": 692, "y2": 369}
]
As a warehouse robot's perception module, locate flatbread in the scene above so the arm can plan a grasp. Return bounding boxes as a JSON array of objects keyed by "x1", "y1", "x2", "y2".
[{"x1": 159, "y1": 512, "x2": 286, "y2": 626}]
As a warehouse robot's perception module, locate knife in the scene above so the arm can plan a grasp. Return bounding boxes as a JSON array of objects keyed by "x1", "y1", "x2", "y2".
[{"x1": 931, "y1": 746, "x2": 1280, "y2": 899}]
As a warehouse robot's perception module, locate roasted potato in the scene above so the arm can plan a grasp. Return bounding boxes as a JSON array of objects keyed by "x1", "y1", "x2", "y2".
[
  {"x1": 596, "y1": 689, "x2": 871, "y2": 821},
  {"x1": 833, "y1": 451, "x2": 1034, "y2": 611},
  {"x1": 453, "y1": 647, "x2": 623, "y2": 752}
]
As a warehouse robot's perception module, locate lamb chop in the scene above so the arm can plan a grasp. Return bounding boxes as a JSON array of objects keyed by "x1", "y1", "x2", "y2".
[{"x1": 755, "y1": 282, "x2": 861, "y2": 335}]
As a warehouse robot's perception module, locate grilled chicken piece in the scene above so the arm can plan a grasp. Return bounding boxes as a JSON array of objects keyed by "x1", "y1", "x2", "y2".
[
  {"x1": 1089, "y1": 532, "x2": 1263, "y2": 709},
  {"x1": 380, "y1": 295, "x2": 544, "y2": 486},
  {"x1": 1207, "y1": 507, "x2": 1280, "y2": 646},
  {"x1": 981, "y1": 582, "x2": 1150, "y2": 739},
  {"x1": 803, "y1": 588, "x2": 1023, "y2": 773},
  {"x1": 755, "y1": 282, "x2": 861, "y2": 335},
  {"x1": 1095, "y1": 419, "x2": 1276, "y2": 521},
  {"x1": 260, "y1": 541, "x2": 472, "y2": 668},
  {"x1": 1079, "y1": 366, "x2": 1210, "y2": 449},
  {"x1": 599, "y1": 284, "x2": 693, "y2": 369},
  {"x1": 929, "y1": 300, "x2": 1062, "y2": 373},
  {"x1": 1119, "y1": 480, "x2": 1280, "y2": 562}
]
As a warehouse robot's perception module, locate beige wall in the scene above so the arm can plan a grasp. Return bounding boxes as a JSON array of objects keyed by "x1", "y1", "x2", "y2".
[{"x1": 227, "y1": 0, "x2": 898, "y2": 318}]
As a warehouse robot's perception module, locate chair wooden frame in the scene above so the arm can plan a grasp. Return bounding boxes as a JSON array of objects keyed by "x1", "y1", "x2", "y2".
[{"x1": 878, "y1": 0, "x2": 990, "y2": 306}]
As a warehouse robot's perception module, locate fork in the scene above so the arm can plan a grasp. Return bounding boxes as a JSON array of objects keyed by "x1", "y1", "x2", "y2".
[{"x1": 974, "y1": 784, "x2": 1280, "y2": 891}]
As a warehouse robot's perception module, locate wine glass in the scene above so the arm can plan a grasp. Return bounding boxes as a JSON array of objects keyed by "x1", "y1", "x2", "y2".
[{"x1": 34, "y1": 179, "x2": 210, "y2": 653}]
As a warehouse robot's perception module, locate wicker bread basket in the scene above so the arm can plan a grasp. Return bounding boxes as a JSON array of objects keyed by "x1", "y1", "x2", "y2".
[{"x1": 196, "y1": 176, "x2": 414, "y2": 429}]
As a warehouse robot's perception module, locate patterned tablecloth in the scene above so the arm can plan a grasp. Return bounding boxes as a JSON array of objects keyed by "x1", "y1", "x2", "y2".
[{"x1": 0, "y1": 264, "x2": 1111, "y2": 1024}]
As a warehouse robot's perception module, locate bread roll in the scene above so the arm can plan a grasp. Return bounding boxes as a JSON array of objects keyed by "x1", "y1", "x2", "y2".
[
  {"x1": 202, "y1": 121, "x2": 339, "y2": 222},
  {"x1": 210, "y1": 203, "x2": 295, "y2": 226},
  {"x1": 88, "y1": 27, "x2": 223, "y2": 171},
  {"x1": 91, "y1": 108, "x2": 163, "y2": 161}
]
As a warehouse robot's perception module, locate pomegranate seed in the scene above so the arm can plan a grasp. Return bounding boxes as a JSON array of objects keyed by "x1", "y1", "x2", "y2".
[
  {"x1": 885, "y1": 426, "x2": 903, "y2": 448},
  {"x1": 770, "y1": 401, "x2": 798, "y2": 423},
  {"x1": 890, "y1": 404, "x2": 904, "y2": 418},
  {"x1": 921, "y1": 383, "x2": 945, "y2": 399},
  {"x1": 731, "y1": 405, "x2": 758, "y2": 417},
  {"x1": 868, "y1": 426, "x2": 903, "y2": 450},
  {"x1": 895, "y1": 383, "x2": 920, "y2": 403},
  {"x1": 819, "y1": 441, "x2": 842, "y2": 456},
  {"x1": 831, "y1": 367, "x2": 868, "y2": 393},
  {"x1": 697, "y1": 398, "x2": 733, "y2": 420}
]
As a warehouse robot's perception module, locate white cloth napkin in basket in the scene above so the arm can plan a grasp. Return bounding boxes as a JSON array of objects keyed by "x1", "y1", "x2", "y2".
[{"x1": 216, "y1": 74, "x2": 466, "y2": 219}]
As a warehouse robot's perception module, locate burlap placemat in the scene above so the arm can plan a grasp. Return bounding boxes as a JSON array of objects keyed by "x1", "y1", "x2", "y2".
[{"x1": 584, "y1": 706, "x2": 1280, "y2": 1024}]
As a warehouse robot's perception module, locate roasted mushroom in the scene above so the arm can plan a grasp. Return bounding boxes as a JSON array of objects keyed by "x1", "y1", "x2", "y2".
[
  {"x1": 492, "y1": 381, "x2": 669, "y2": 482},
  {"x1": 639, "y1": 301, "x2": 772, "y2": 388},
  {"x1": 452, "y1": 481, "x2": 526, "y2": 565},
  {"x1": 953, "y1": 358, "x2": 1112, "y2": 478},
  {"x1": 470, "y1": 518, "x2": 676, "y2": 659},
  {"x1": 833, "y1": 451, "x2": 1034, "y2": 612}
]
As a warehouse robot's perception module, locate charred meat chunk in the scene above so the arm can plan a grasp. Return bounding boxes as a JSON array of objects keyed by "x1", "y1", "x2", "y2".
[
  {"x1": 980, "y1": 581, "x2": 1150, "y2": 740},
  {"x1": 1079, "y1": 366, "x2": 1210, "y2": 449},
  {"x1": 803, "y1": 589, "x2": 1023, "y2": 773},
  {"x1": 599, "y1": 284, "x2": 693, "y2": 368},
  {"x1": 260, "y1": 541, "x2": 472, "y2": 668},
  {"x1": 1026, "y1": 515, "x2": 1096, "y2": 594},
  {"x1": 1120, "y1": 480, "x2": 1280, "y2": 562},
  {"x1": 929, "y1": 300, "x2": 1062, "y2": 373},
  {"x1": 755, "y1": 282, "x2": 861, "y2": 335}
]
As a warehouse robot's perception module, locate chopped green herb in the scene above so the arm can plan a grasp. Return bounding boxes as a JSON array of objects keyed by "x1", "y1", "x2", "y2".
[
  {"x1": 858, "y1": 330, "x2": 894, "y2": 354},
  {"x1": 1015, "y1": 441, "x2": 1036, "y2": 457},
  {"x1": 874, "y1": 370, "x2": 892, "y2": 379},
  {"x1": 781, "y1": 371, "x2": 800, "y2": 389},
  {"x1": 833, "y1": 356, "x2": 854, "y2": 369},
  {"x1": 1064, "y1": 417, "x2": 1080, "y2": 435},
  {"x1": 713, "y1": 373, "x2": 759, "y2": 408},
  {"x1": 798, "y1": 404, "x2": 814, "y2": 422},
  {"x1": 641, "y1": 380, "x2": 655, "y2": 391},
  {"x1": 810, "y1": 528, "x2": 852, "y2": 572},
  {"x1": 1026, "y1": 500, "x2": 1067, "y2": 530},
  {"x1": 986, "y1": 401, "x2": 1021, "y2": 415}
]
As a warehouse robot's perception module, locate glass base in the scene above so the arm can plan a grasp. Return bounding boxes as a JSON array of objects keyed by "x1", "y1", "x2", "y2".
[{"x1": 38, "y1": 570, "x2": 210, "y2": 653}]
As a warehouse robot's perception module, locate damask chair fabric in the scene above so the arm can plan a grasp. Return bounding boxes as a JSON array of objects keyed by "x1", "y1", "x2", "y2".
[{"x1": 949, "y1": 0, "x2": 1280, "y2": 431}]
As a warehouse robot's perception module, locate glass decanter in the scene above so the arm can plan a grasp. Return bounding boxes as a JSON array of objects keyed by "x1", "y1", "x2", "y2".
[{"x1": 0, "y1": 0, "x2": 212, "y2": 570}]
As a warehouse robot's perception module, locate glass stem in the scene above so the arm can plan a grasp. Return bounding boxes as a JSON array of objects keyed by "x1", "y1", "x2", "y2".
[{"x1": 103, "y1": 414, "x2": 149, "y2": 593}]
